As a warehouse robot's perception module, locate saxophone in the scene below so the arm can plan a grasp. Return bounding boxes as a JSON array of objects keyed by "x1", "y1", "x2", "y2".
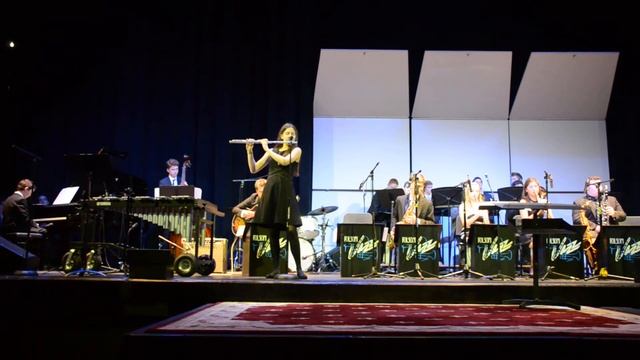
[{"x1": 579, "y1": 205, "x2": 598, "y2": 271}]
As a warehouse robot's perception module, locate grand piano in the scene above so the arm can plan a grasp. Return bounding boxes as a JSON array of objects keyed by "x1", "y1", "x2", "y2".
[{"x1": 30, "y1": 152, "x2": 149, "y2": 269}]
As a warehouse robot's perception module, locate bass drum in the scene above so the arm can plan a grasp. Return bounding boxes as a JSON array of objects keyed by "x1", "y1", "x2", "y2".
[
  {"x1": 288, "y1": 239, "x2": 315, "y2": 272},
  {"x1": 298, "y1": 216, "x2": 319, "y2": 240}
]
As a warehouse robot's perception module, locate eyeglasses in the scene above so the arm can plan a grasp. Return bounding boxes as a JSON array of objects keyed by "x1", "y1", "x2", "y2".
[{"x1": 26, "y1": 185, "x2": 36, "y2": 192}]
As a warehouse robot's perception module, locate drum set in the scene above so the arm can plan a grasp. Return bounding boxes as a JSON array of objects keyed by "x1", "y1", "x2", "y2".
[{"x1": 288, "y1": 205, "x2": 339, "y2": 272}]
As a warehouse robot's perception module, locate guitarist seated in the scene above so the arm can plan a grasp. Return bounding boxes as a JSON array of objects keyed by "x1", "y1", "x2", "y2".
[{"x1": 231, "y1": 178, "x2": 267, "y2": 237}]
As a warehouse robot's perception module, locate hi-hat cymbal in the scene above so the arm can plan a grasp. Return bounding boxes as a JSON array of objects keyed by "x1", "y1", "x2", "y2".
[{"x1": 308, "y1": 206, "x2": 338, "y2": 216}]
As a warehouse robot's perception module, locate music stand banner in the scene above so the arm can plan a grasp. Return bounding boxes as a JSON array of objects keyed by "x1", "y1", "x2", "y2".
[
  {"x1": 395, "y1": 224, "x2": 441, "y2": 277},
  {"x1": 599, "y1": 226, "x2": 640, "y2": 278},
  {"x1": 542, "y1": 229, "x2": 585, "y2": 279},
  {"x1": 337, "y1": 224, "x2": 383, "y2": 277},
  {"x1": 246, "y1": 224, "x2": 288, "y2": 276},
  {"x1": 469, "y1": 224, "x2": 516, "y2": 277}
]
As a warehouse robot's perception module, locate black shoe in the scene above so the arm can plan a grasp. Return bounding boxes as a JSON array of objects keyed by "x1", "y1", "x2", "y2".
[
  {"x1": 266, "y1": 270, "x2": 280, "y2": 279},
  {"x1": 296, "y1": 270, "x2": 307, "y2": 280}
]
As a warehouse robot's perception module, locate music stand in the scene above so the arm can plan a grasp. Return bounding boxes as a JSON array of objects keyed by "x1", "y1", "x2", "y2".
[
  {"x1": 64, "y1": 153, "x2": 114, "y2": 199},
  {"x1": 504, "y1": 218, "x2": 581, "y2": 310},
  {"x1": 497, "y1": 187, "x2": 522, "y2": 201},
  {"x1": 432, "y1": 187, "x2": 462, "y2": 270},
  {"x1": 63, "y1": 153, "x2": 115, "y2": 277}
]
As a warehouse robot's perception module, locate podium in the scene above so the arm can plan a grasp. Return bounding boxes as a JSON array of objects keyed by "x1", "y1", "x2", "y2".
[
  {"x1": 337, "y1": 223, "x2": 384, "y2": 277},
  {"x1": 243, "y1": 223, "x2": 288, "y2": 276},
  {"x1": 468, "y1": 224, "x2": 516, "y2": 278},
  {"x1": 395, "y1": 224, "x2": 441, "y2": 277},
  {"x1": 597, "y1": 226, "x2": 640, "y2": 280}
]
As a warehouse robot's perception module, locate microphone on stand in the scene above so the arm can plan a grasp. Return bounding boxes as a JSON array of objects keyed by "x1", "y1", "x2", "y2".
[
  {"x1": 544, "y1": 170, "x2": 554, "y2": 188},
  {"x1": 411, "y1": 170, "x2": 422, "y2": 181},
  {"x1": 484, "y1": 173, "x2": 495, "y2": 201},
  {"x1": 358, "y1": 179, "x2": 367, "y2": 191}
]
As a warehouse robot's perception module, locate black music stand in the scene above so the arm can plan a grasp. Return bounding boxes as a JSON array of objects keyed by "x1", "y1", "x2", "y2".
[
  {"x1": 585, "y1": 226, "x2": 637, "y2": 281},
  {"x1": 63, "y1": 153, "x2": 115, "y2": 277},
  {"x1": 440, "y1": 185, "x2": 484, "y2": 279},
  {"x1": 468, "y1": 224, "x2": 516, "y2": 281},
  {"x1": 497, "y1": 187, "x2": 522, "y2": 201},
  {"x1": 64, "y1": 153, "x2": 114, "y2": 199},
  {"x1": 432, "y1": 187, "x2": 462, "y2": 271},
  {"x1": 503, "y1": 218, "x2": 581, "y2": 310}
]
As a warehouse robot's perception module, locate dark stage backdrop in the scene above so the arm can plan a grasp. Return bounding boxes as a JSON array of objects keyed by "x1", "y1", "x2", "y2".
[{"x1": 2, "y1": 2, "x2": 639, "y2": 241}]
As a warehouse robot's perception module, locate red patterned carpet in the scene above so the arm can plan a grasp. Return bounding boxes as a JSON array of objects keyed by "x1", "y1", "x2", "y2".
[{"x1": 147, "y1": 302, "x2": 640, "y2": 338}]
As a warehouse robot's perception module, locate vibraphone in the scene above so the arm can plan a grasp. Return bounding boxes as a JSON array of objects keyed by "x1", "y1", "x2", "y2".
[
  {"x1": 79, "y1": 196, "x2": 223, "y2": 276},
  {"x1": 84, "y1": 196, "x2": 212, "y2": 248}
]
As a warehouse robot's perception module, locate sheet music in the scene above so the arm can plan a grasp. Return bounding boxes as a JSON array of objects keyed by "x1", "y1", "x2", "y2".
[{"x1": 52, "y1": 186, "x2": 79, "y2": 205}]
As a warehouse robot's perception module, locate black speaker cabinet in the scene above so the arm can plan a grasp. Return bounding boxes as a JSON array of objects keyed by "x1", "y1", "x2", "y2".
[
  {"x1": 0, "y1": 236, "x2": 39, "y2": 273},
  {"x1": 127, "y1": 249, "x2": 173, "y2": 280}
]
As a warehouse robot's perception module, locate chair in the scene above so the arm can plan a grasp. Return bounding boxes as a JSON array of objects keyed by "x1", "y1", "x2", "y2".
[{"x1": 342, "y1": 213, "x2": 373, "y2": 224}]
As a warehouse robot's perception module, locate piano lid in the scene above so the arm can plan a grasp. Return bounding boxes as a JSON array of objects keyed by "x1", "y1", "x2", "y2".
[{"x1": 64, "y1": 152, "x2": 148, "y2": 198}]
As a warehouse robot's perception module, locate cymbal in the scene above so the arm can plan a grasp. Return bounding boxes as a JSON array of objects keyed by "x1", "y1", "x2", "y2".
[{"x1": 308, "y1": 206, "x2": 338, "y2": 216}]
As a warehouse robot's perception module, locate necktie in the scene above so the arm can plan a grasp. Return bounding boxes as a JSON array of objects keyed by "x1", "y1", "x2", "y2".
[{"x1": 172, "y1": 179, "x2": 176, "y2": 186}]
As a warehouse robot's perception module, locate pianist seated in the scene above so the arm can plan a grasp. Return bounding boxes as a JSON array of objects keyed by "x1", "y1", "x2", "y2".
[{"x1": 1, "y1": 179, "x2": 47, "y2": 236}]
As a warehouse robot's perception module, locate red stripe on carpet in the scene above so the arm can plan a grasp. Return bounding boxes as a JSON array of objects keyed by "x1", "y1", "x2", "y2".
[{"x1": 147, "y1": 302, "x2": 640, "y2": 338}]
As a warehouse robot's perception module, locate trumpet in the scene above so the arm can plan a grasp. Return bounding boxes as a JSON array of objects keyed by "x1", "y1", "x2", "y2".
[{"x1": 229, "y1": 139, "x2": 297, "y2": 145}]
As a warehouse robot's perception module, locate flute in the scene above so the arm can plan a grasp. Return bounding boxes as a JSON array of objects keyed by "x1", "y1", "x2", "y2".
[{"x1": 229, "y1": 139, "x2": 297, "y2": 145}]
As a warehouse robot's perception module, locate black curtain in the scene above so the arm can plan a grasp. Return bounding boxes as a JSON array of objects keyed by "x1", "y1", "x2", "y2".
[{"x1": 2, "y1": 1, "x2": 638, "y2": 241}]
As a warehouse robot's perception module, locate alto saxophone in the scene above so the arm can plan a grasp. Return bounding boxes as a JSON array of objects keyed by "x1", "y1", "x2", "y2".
[{"x1": 579, "y1": 206, "x2": 598, "y2": 271}]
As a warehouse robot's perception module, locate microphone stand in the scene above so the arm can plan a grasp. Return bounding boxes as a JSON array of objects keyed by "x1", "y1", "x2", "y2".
[
  {"x1": 358, "y1": 163, "x2": 378, "y2": 212},
  {"x1": 231, "y1": 176, "x2": 264, "y2": 271},
  {"x1": 442, "y1": 181, "x2": 484, "y2": 278},
  {"x1": 361, "y1": 163, "x2": 401, "y2": 279}
]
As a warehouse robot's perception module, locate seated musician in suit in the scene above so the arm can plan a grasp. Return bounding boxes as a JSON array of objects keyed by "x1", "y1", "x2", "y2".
[
  {"x1": 232, "y1": 178, "x2": 267, "y2": 236},
  {"x1": 390, "y1": 174, "x2": 435, "y2": 243},
  {"x1": 572, "y1": 176, "x2": 626, "y2": 272},
  {"x1": 455, "y1": 181, "x2": 490, "y2": 239},
  {"x1": 158, "y1": 158, "x2": 186, "y2": 186},
  {"x1": 1, "y1": 179, "x2": 46, "y2": 236}
]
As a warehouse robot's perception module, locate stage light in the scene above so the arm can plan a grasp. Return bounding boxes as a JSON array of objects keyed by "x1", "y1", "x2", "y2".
[{"x1": 8, "y1": 41, "x2": 15, "y2": 48}]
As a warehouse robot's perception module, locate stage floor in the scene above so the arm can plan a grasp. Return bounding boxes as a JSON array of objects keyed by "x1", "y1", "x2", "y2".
[{"x1": 2, "y1": 269, "x2": 639, "y2": 359}]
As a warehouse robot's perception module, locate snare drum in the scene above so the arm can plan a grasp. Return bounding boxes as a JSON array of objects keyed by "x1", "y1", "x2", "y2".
[
  {"x1": 298, "y1": 216, "x2": 319, "y2": 240},
  {"x1": 288, "y1": 239, "x2": 315, "y2": 272}
]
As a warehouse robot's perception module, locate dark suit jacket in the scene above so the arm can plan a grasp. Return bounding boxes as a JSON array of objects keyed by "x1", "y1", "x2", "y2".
[
  {"x1": 159, "y1": 176, "x2": 181, "y2": 187},
  {"x1": 391, "y1": 194, "x2": 435, "y2": 229},
  {"x1": 232, "y1": 193, "x2": 260, "y2": 216},
  {"x1": 1, "y1": 193, "x2": 33, "y2": 234},
  {"x1": 572, "y1": 195, "x2": 626, "y2": 230}
]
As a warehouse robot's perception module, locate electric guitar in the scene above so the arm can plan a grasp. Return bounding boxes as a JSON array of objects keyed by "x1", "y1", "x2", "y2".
[{"x1": 231, "y1": 204, "x2": 258, "y2": 237}]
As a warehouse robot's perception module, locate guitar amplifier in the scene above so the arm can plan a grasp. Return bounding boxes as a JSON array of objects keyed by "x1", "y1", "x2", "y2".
[{"x1": 198, "y1": 238, "x2": 228, "y2": 273}]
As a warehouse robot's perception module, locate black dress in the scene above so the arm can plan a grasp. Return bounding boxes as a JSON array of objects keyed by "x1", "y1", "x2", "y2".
[{"x1": 253, "y1": 148, "x2": 302, "y2": 228}]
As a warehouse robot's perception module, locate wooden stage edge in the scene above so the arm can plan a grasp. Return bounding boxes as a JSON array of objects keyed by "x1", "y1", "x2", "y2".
[{"x1": 2, "y1": 270, "x2": 639, "y2": 308}]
